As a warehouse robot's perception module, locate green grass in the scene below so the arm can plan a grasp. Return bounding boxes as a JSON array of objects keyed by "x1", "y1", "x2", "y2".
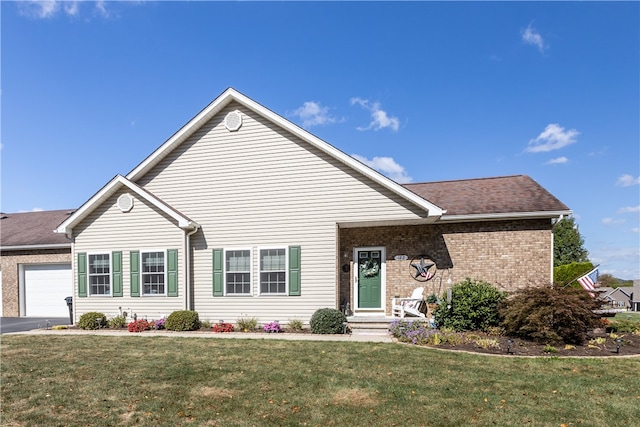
[{"x1": 1, "y1": 336, "x2": 639, "y2": 426}]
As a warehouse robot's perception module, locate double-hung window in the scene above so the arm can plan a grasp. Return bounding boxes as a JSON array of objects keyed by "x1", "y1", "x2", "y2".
[
  {"x1": 260, "y1": 248, "x2": 286, "y2": 294},
  {"x1": 88, "y1": 253, "x2": 111, "y2": 296},
  {"x1": 142, "y1": 251, "x2": 165, "y2": 295},
  {"x1": 225, "y1": 249, "x2": 251, "y2": 295}
]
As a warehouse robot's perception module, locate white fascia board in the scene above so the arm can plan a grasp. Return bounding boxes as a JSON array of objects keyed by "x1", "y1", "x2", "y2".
[
  {"x1": 55, "y1": 175, "x2": 197, "y2": 236},
  {"x1": 437, "y1": 210, "x2": 573, "y2": 223},
  {"x1": 126, "y1": 88, "x2": 443, "y2": 218}
]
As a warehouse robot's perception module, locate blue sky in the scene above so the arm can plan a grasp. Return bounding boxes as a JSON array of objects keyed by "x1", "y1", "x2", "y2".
[{"x1": 2, "y1": 1, "x2": 639, "y2": 279}]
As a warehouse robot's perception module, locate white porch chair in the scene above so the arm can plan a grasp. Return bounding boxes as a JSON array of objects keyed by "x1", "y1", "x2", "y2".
[{"x1": 392, "y1": 287, "x2": 426, "y2": 318}]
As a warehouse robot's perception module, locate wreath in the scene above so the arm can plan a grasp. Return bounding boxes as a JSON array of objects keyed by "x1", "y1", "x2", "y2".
[{"x1": 359, "y1": 259, "x2": 380, "y2": 278}]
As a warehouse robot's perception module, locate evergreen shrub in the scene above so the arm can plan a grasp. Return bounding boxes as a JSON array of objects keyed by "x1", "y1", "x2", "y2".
[
  {"x1": 310, "y1": 308, "x2": 347, "y2": 334},
  {"x1": 165, "y1": 310, "x2": 201, "y2": 331},
  {"x1": 78, "y1": 312, "x2": 107, "y2": 330}
]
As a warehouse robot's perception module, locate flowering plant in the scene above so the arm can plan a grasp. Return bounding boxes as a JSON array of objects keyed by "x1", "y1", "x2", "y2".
[
  {"x1": 213, "y1": 322, "x2": 235, "y2": 333},
  {"x1": 154, "y1": 318, "x2": 166, "y2": 330},
  {"x1": 263, "y1": 321, "x2": 283, "y2": 333},
  {"x1": 128, "y1": 319, "x2": 151, "y2": 333}
]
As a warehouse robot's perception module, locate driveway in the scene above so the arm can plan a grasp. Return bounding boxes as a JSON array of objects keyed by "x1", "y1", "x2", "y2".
[{"x1": 0, "y1": 317, "x2": 71, "y2": 334}]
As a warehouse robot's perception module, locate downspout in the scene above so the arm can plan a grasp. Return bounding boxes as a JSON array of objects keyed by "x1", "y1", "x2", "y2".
[{"x1": 184, "y1": 225, "x2": 199, "y2": 311}]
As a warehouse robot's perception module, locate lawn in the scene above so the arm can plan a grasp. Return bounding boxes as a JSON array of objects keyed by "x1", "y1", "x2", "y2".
[{"x1": 1, "y1": 335, "x2": 638, "y2": 426}]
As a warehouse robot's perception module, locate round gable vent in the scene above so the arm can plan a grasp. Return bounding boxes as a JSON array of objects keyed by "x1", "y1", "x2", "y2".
[
  {"x1": 224, "y1": 110, "x2": 243, "y2": 132},
  {"x1": 117, "y1": 193, "x2": 134, "y2": 212}
]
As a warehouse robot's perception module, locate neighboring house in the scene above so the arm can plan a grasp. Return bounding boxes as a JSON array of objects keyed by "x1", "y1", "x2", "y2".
[
  {"x1": 0, "y1": 210, "x2": 73, "y2": 317},
  {"x1": 632, "y1": 280, "x2": 640, "y2": 312},
  {"x1": 600, "y1": 286, "x2": 633, "y2": 310},
  {"x1": 54, "y1": 88, "x2": 571, "y2": 324}
]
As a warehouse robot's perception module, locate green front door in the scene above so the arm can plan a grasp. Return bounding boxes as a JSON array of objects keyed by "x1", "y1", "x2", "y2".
[{"x1": 357, "y1": 250, "x2": 382, "y2": 308}]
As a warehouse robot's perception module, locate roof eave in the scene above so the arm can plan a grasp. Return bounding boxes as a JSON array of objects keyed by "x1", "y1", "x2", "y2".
[
  {"x1": 0, "y1": 243, "x2": 71, "y2": 251},
  {"x1": 437, "y1": 210, "x2": 573, "y2": 223}
]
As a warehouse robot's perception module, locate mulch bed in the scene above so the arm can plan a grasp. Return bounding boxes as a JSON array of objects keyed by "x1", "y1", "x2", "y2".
[{"x1": 428, "y1": 330, "x2": 640, "y2": 357}]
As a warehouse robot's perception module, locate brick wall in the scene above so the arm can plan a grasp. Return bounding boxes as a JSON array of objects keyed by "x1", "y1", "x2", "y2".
[
  {"x1": 0, "y1": 249, "x2": 71, "y2": 317},
  {"x1": 339, "y1": 219, "x2": 552, "y2": 315}
]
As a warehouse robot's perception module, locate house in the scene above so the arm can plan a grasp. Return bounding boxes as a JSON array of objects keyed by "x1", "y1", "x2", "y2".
[
  {"x1": 632, "y1": 280, "x2": 640, "y2": 312},
  {"x1": 0, "y1": 210, "x2": 73, "y2": 317},
  {"x1": 54, "y1": 88, "x2": 571, "y2": 324},
  {"x1": 600, "y1": 286, "x2": 633, "y2": 310}
]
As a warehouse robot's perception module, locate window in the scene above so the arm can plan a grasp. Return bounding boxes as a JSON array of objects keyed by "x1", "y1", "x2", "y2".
[
  {"x1": 142, "y1": 251, "x2": 165, "y2": 295},
  {"x1": 225, "y1": 249, "x2": 251, "y2": 295},
  {"x1": 260, "y1": 248, "x2": 286, "y2": 294},
  {"x1": 89, "y1": 253, "x2": 111, "y2": 295}
]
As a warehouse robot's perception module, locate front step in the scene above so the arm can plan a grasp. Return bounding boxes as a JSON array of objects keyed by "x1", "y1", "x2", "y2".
[{"x1": 347, "y1": 316, "x2": 391, "y2": 333}]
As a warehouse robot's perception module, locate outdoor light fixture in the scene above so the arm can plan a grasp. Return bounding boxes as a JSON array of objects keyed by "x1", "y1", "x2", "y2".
[
  {"x1": 219, "y1": 320, "x2": 225, "y2": 324},
  {"x1": 506, "y1": 339, "x2": 514, "y2": 355},
  {"x1": 615, "y1": 338, "x2": 622, "y2": 354}
]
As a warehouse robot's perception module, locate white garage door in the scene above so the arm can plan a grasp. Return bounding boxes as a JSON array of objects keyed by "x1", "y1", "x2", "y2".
[{"x1": 24, "y1": 264, "x2": 72, "y2": 317}]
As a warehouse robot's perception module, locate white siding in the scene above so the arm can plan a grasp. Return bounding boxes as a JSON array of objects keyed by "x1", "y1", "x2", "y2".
[
  {"x1": 72, "y1": 191, "x2": 186, "y2": 322},
  {"x1": 131, "y1": 103, "x2": 426, "y2": 324}
]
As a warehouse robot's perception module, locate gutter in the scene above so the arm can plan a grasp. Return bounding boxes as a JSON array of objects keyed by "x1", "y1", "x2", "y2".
[
  {"x1": 437, "y1": 210, "x2": 573, "y2": 223},
  {"x1": 0, "y1": 243, "x2": 72, "y2": 251}
]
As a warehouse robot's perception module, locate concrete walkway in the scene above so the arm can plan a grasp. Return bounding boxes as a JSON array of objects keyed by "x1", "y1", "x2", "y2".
[{"x1": 10, "y1": 327, "x2": 394, "y2": 343}]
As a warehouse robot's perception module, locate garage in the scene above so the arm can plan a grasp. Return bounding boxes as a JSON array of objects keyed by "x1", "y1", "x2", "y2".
[{"x1": 22, "y1": 264, "x2": 72, "y2": 317}]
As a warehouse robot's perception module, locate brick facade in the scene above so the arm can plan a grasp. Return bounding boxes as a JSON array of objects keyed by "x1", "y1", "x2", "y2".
[
  {"x1": 339, "y1": 219, "x2": 553, "y2": 315},
  {"x1": 0, "y1": 249, "x2": 71, "y2": 317}
]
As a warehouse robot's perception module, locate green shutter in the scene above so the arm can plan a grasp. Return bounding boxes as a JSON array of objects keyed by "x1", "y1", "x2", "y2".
[
  {"x1": 288, "y1": 245, "x2": 301, "y2": 296},
  {"x1": 112, "y1": 251, "x2": 123, "y2": 297},
  {"x1": 167, "y1": 249, "x2": 178, "y2": 297},
  {"x1": 212, "y1": 248, "x2": 224, "y2": 297},
  {"x1": 77, "y1": 252, "x2": 87, "y2": 298},
  {"x1": 130, "y1": 250, "x2": 140, "y2": 297}
]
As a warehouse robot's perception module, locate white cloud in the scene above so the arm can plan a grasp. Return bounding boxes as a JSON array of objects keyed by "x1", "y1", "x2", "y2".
[
  {"x1": 351, "y1": 154, "x2": 412, "y2": 183},
  {"x1": 290, "y1": 101, "x2": 337, "y2": 128},
  {"x1": 545, "y1": 156, "x2": 568, "y2": 165},
  {"x1": 602, "y1": 217, "x2": 625, "y2": 225},
  {"x1": 17, "y1": 0, "x2": 114, "y2": 19},
  {"x1": 350, "y1": 97, "x2": 400, "y2": 132},
  {"x1": 522, "y1": 23, "x2": 546, "y2": 53},
  {"x1": 616, "y1": 174, "x2": 640, "y2": 187},
  {"x1": 617, "y1": 206, "x2": 640, "y2": 215},
  {"x1": 632, "y1": 228, "x2": 640, "y2": 233},
  {"x1": 526, "y1": 123, "x2": 579, "y2": 153}
]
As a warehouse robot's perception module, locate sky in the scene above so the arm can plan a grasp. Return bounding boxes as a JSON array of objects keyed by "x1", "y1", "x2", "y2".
[{"x1": 2, "y1": 1, "x2": 639, "y2": 280}]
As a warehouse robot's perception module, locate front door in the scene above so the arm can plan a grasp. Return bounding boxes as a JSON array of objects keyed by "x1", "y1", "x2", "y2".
[{"x1": 357, "y1": 249, "x2": 382, "y2": 309}]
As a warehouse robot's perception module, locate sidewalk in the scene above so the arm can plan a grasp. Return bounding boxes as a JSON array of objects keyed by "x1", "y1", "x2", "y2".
[{"x1": 11, "y1": 327, "x2": 394, "y2": 343}]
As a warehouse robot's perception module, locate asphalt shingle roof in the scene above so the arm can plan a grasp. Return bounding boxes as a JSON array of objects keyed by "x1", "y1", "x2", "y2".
[
  {"x1": 1, "y1": 210, "x2": 73, "y2": 248},
  {"x1": 404, "y1": 175, "x2": 570, "y2": 216}
]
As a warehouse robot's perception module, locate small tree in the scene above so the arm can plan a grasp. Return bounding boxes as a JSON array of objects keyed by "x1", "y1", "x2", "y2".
[
  {"x1": 500, "y1": 285, "x2": 600, "y2": 345},
  {"x1": 553, "y1": 216, "x2": 589, "y2": 267},
  {"x1": 433, "y1": 278, "x2": 506, "y2": 332}
]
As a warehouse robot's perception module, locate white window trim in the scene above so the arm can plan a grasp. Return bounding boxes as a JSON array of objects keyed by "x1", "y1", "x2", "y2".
[
  {"x1": 258, "y1": 246, "x2": 289, "y2": 296},
  {"x1": 223, "y1": 248, "x2": 253, "y2": 296},
  {"x1": 88, "y1": 252, "x2": 112, "y2": 297},
  {"x1": 140, "y1": 249, "x2": 168, "y2": 297}
]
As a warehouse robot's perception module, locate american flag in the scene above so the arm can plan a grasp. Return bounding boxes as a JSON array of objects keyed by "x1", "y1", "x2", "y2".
[{"x1": 577, "y1": 267, "x2": 599, "y2": 297}]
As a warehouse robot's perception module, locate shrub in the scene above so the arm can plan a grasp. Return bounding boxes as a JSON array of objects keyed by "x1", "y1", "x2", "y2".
[
  {"x1": 237, "y1": 316, "x2": 259, "y2": 332},
  {"x1": 500, "y1": 285, "x2": 600, "y2": 345},
  {"x1": 553, "y1": 262, "x2": 594, "y2": 288},
  {"x1": 426, "y1": 294, "x2": 438, "y2": 304},
  {"x1": 389, "y1": 319, "x2": 434, "y2": 345},
  {"x1": 128, "y1": 319, "x2": 151, "y2": 333},
  {"x1": 108, "y1": 315, "x2": 127, "y2": 329},
  {"x1": 165, "y1": 310, "x2": 201, "y2": 331},
  {"x1": 433, "y1": 278, "x2": 506, "y2": 332},
  {"x1": 78, "y1": 312, "x2": 107, "y2": 330},
  {"x1": 213, "y1": 322, "x2": 235, "y2": 333},
  {"x1": 288, "y1": 319, "x2": 304, "y2": 331},
  {"x1": 263, "y1": 321, "x2": 283, "y2": 333},
  {"x1": 153, "y1": 318, "x2": 166, "y2": 330},
  {"x1": 310, "y1": 308, "x2": 347, "y2": 334},
  {"x1": 606, "y1": 319, "x2": 640, "y2": 334}
]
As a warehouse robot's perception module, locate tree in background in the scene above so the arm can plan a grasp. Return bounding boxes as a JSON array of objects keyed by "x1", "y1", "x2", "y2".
[{"x1": 553, "y1": 216, "x2": 589, "y2": 267}]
